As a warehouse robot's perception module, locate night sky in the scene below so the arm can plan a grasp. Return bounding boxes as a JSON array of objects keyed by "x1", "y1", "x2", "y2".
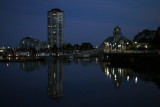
[{"x1": 0, "y1": 0, "x2": 160, "y2": 47}]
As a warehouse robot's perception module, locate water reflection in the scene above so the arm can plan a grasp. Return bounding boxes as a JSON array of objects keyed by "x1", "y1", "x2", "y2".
[
  {"x1": 47, "y1": 59, "x2": 64, "y2": 100},
  {"x1": 18, "y1": 57, "x2": 160, "y2": 100},
  {"x1": 19, "y1": 61, "x2": 46, "y2": 72},
  {"x1": 101, "y1": 61, "x2": 160, "y2": 89},
  {"x1": 101, "y1": 64, "x2": 136, "y2": 88}
]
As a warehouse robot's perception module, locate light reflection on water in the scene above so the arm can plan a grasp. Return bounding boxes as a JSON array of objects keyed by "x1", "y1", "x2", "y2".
[{"x1": 0, "y1": 57, "x2": 160, "y2": 107}]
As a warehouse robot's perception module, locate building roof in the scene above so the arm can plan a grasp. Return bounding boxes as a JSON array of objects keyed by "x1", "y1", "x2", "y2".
[
  {"x1": 49, "y1": 8, "x2": 64, "y2": 12},
  {"x1": 103, "y1": 36, "x2": 114, "y2": 43},
  {"x1": 17, "y1": 36, "x2": 40, "y2": 49}
]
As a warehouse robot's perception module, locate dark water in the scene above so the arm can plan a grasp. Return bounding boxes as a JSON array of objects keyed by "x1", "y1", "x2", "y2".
[{"x1": 0, "y1": 58, "x2": 160, "y2": 107}]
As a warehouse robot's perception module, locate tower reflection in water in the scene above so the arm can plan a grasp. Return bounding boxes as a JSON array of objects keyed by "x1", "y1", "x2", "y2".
[{"x1": 47, "y1": 59, "x2": 64, "y2": 100}]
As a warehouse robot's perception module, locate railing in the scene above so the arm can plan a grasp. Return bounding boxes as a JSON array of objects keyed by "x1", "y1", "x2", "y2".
[
  {"x1": 75, "y1": 47, "x2": 160, "y2": 57},
  {"x1": 104, "y1": 50, "x2": 160, "y2": 54}
]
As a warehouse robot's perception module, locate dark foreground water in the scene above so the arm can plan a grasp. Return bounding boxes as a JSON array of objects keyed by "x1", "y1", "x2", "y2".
[{"x1": 0, "y1": 58, "x2": 160, "y2": 107}]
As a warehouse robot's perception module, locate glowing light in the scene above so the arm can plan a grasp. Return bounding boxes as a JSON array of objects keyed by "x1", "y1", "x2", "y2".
[
  {"x1": 118, "y1": 45, "x2": 121, "y2": 47},
  {"x1": 135, "y1": 77, "x2": 138, "y2": 84},
  {"x1": 105, "y1": 68, "x2": 107, "y2": 73},
  {"x1": 127, "y1": 76, "x2": 129, "y2": 81},
  {"x1": 145, "y1": 45, "x2": 148, "y2": 48},
  {"x1": 7, "y1": 63, "x2": 9, "y2": 67},
  {"x1": 109, "y1": 74, "x2": 111, "y2": 80},
  {"x1": 48, "y1": 45, "x2": 50, "y2": 48},
  {"x1": 119, "y1": 69, "x2": 122, "y2": 74},
  {"x1": 112, "y1": 69, "x2": 114, "y2": 75},
  {"x1": 54, "y1": 73, "x2": 56, "y2": 78},
  {"x1": 96, "y1": 57, "x2": 98, "y2": 63},
  {"x1": 105, "y1": 68, "x2": 110, "y2": 77},
  {"x1": 115, "y1": 75, "x2": 117, "y2": 79},
  {"x1": 107, "y1": 68, "x2": 109, "y2": 76}
]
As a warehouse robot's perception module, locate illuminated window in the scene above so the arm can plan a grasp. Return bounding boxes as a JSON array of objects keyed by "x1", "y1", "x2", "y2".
[{"x1": 53, "y1": 14, "x2": 56, "y2": 15}]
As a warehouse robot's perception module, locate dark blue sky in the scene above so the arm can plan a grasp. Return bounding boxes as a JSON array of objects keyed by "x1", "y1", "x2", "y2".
[{"x1": 0, "y1": 0, "x2": 160, "y2": 47}]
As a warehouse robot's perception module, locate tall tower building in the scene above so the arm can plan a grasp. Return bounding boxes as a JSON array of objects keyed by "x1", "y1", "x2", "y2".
[{"x1": 48, "y1": 8, "x2": 65, "y2": 48}]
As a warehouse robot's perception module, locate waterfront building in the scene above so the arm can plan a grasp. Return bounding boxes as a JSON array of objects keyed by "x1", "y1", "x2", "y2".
[
  {"x1": 0, "y1": 47, "x2": 6, "y2": 56},
  {"x1": 17, "y1": 36, "x2": 40, "y2": 49},
  {"x1": 101, "y1": 26, "x2": 131, "y2": 50},
  {"x1": 0, "y1": 44, "x2": 13, "y2": 57},
  {"x1": 17, "y1": 36, "x2": 49, "y2": 51},
  {"x1": 48, "y1": 8, "x2": 65, "y2": 48}
]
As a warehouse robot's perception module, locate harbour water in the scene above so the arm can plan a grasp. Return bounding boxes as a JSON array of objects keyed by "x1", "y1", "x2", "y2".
[{"x1": 0, "y1": 58, "x2": 160, "y2": 107}]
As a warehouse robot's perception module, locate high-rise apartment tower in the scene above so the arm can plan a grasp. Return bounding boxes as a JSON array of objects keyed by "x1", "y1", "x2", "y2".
[{"x1": 48, "y1": 8, "x2": 65, "y2": 48}]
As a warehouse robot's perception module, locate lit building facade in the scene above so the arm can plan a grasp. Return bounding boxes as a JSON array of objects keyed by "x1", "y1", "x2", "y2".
[
  {"x1": 102, "y1": 26, "x2": 131, "y2": 50},
  {"x1": 48, "y1": 8, "x2": 65, "y2": 48}
]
